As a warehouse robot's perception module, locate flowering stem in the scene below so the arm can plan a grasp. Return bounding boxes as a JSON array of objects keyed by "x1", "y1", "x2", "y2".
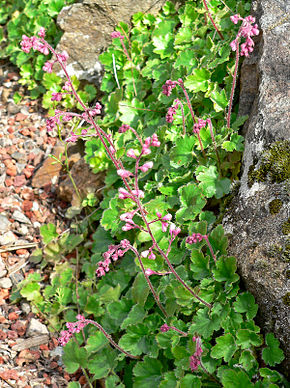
[
  {"x1": 227, "y1": 40, "x2": 240, "y2": 128},
  {"x1": 170, "y1": 326, "x2": 188, "y2": 336},
  {"x1": 85, "y1": 319, "x2": 140, "y2": 359},
  {"x1": 132, "y1": 246, "x2": 168, "y2": 317},
  {"x1": 197, "y1": 132, "x2": 206, "y2": 158},
  {"x1": 178, "y1": 80, "x2": 196, "y2": 123},
  {"x1": 179, "y1": 102, "x2": 186, "y2": 136},
  {"x1": 203, "y1": 235, "x2": 216, "y2": 263},
  {"x1": 207, "y1": 119, "x2": 221, "y2": 173},
  {"x1": 202, "y1": 0, "x2": 224, "y2": 40}
]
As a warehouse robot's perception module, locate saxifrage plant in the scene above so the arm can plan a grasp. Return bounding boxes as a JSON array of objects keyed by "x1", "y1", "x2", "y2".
[{"x1": 16, "y1": 1, "x2": 287, "y2": 387}]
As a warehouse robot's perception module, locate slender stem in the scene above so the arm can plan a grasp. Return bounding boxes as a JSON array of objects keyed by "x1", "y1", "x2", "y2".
[
  {"x1": 169, "y1": 326, "x2": 188, "y2": 336},
  {"x1": 178, "y1": 81, "x2": 196, "y2": 123},
  {"x1": 227, "y1": 40, "x2": 240, "y2": 128},
  {"x1": 81, "y1": 367, "x2": 94, "y2": 388},
  {"x1": 203, "y1": 235, "x2": 216, "y2": 263},
  {"x1": 133, "y1": 247, "x2": 168, "y2": 317},
  {"x1": 207, "y1": 119, "x2": 221, "y2": 173},
  {"x1": 85, "y1": 319, "x2": 140, "y2": 359},
  {"x1": 197, "y1": 132, "x2": 206, "y2": 158},
  {"x1": 179, "y1": 102, "x2": 186, "y2": 136},
  {"x1": 202, "y1": 0, "x2": 224, "y2": 40}
]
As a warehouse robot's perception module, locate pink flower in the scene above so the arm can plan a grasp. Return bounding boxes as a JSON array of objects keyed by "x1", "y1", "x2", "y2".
[
  {"x1": 148, "y1": 251, "x2": 156, "y2": 260},
  {"x1": 119, "y1": 124, "x2": 131, "y2": 133},
  {"x1": 81, "y1": 129, "x2": 88, "y2": 135},
  {"x1": 51, "y1": 92, "x2": 63, "y2": 102},
  {"x1": 38, "y1": 27, "x2": 46, "y2": 38},
  {"x1": 117, "y1": 169, "x2": 133, "y2": 178},
  {"x1": 127, "y1": 149, "x2": 137, "y2": 159},
  {"x1": 160, "y1": 324, "x2": 170, "y2": 332},
  {"x1": 162, "y1": 80, "x2": 177, "y2": 96},
  {"x1": 120, "y1": 239, "x2": 130, "y2": 249},
  {"x1": 139, "y1": 161, "x2": 153, "y2": 172},
  {"x1": 230, "y1": 14, "x2": 241, "y2": 24},
  {"x1": 111, "y1": 31, "x2": 124, "y2": 39},
  {"x1": 189, "y1": 336, "x2": 203, "y2": 371},
  {"x1": 43, "y1": 61, "x2": 53, "y2": 73},
  {"x1": 145, "y1": 268, "x2": 155, "y2": 276},
  {"x1": 186, "y1": 233, "x2": 203, "y2": 244},
  {"x1": 118, "y1": 188, "x2": 131, "y2": 199},
  {"x1": 141, "y1": 250, "x2": 149, "y2": 258},
  {"x1": 20, "y1": 35, "x2": 32, "y2": 53},
  {"x1": 62, "y1": 81, "x2": 71, "y2": 91},
  {"x1": 57, "y1": 50, "x2": 69, "y2": 63},
  {"x1": 151, "y1": 134, "x2": 161, "y2": 147},
  {"x1": 169, "y1": 224, "x2": 181, "y2": 239},
  {"x1": 162, "y1": 214, "x2": 172, "y2": 221},
  {"x1": 120, "y1": 212, "x2": 134, "y2": 221},
  {"x1": 122, "y1": 223, "x2": 135, "y2": 231},
  {"x1": 132, "y1": 189, "x2": 144, "y2": 199}
]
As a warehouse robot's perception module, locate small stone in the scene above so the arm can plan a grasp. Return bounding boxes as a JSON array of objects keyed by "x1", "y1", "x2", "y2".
[
  {"x1": 0, "y1": 258, "x2": 7, "y2": 278},
  {"x1": 14, "y1": 175, "x2": 27, "y2": 187},
  {"x1": 21, "y1": 302, "x2": 31, "y2": 315},
  {"x1": 0, "y1": 277, "x2": 12, "y2": 289},
  {"x1": 12, "y1": 210, "x2": 31, "y2": 224},
  {"x1": 16, "y1": 163, "x2": 26, "y2": 174},
  {"x1": 0, "y1": 215, "x2": 11, "y2": 234},
  {"x1": 0, "y1": 231, "x2": 17, "y2": 245},
  {"x1": 15, "y1": 113, "x2": 28, "y2": 122},
  {"x1": 7, "y1": 103, "x2": 21, "y2": 115},
  {"x1": 26, "y1": 318, "x2": 49, "y2": 336},
  {"x1": 6, "y1": 167, "x2": 17, "y2": 176},
  {"x1": 11, "y1": 152, "x2": 27, "y2": 163}
]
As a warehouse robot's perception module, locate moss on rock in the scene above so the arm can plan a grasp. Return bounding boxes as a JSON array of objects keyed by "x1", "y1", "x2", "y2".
[
  {"x1": 248, "y1": 140, "x2": 290, "y2": 187},
  {"x1": 269, "y1": 199, "x2": 283, "y2": 214}
]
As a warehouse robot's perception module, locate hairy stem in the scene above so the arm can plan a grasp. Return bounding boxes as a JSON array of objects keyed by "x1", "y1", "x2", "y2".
[
  {"x1": 227, "y1": 40, "x2": 240, "y2": 128},
  {"x1": 202, "y1": 0, "x2": 224, "y2": 40}
]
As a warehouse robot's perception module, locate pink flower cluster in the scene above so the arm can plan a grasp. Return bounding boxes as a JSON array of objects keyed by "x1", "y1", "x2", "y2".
[
  {"x1": 156, "y1": 212, "x2": 172, "y2": 232},
  {"x1": 166, "y1": 99, "x2": 181, "y2": 123},
  {"x1": 186, "y1": 233, "x2": 204, "y2": 244},
  {"x1": 111, "y1": 31, "x2": 124, "y2": 39},
  {"x1": 96, "y1": 240, "x2": 131, "y2": 277},
  {"x1": 193, "y1": 118, "x2": 209, "y2": 134},
  {"x1": 162, "y1": 80, "x2": 177, "y2": 96},
  {"x1": 230, "y1": 14, "x2": 259, "y2": 57},
  {"x1": 20, "y1": 33, "x2": 49, "y2": 55},
  {"x1": 189, "y1": 336, "x2": 203, "y2": 371},
  {"x1": 59, "y1": 314, "x2": 87, "y2": 346}
]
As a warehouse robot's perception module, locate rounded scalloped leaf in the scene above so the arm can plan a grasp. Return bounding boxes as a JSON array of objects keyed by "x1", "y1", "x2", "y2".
[{"x1": 262, "y1": 333, "x2": 285, "y2": 367}]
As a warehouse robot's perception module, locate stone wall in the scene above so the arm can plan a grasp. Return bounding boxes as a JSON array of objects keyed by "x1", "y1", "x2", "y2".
[{"x1": 223, "y1": 0, "x2": 290, "y2": 376}]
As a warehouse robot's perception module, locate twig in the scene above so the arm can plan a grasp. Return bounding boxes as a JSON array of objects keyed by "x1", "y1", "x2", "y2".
[
  {"x1": 112, "y1": 54, "x2": 120, "y2": 89},
  {"x1": 0, "y1": 243, "x2": 38, "y2": 253},
  {"x1": 0, "y1": 375, "x2": 17, "y2": 388}
]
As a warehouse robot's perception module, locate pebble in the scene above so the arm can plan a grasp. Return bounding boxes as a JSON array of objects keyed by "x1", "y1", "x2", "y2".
[
  {"x1": 20, "y1": 302, "x2": 31, "y2": 315},
  {"x1": 0, "y1": 231, "x2": 17, "y2": 245},
  {"x1": 0, "y1": 215, "x2": 11, "y2": 234},
  {"x1": 11, "y1": 151, "x2": 27, "y2": 163},
  {"x1": 26, "y1": 318, "x2": 49, "y2": 336},
  {"x1": 0, "y1": 277, "x2": 12, "y2": 289},
  {"x1": 12, "y1": 210, "x2": 31, "y2": 224},
  {"x1": 0, "y1": 258, "x2": 7, "y2": 278}
]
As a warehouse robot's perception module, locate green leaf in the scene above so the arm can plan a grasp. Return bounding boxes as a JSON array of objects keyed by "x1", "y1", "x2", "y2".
[
  {"x1": 68, "y1": 382, "x2": 81, "y2": 388},
  {"x1": 211, "y1": 333, "x2": 237, "y2": 362},
  {"x1": 262, "y1": 333, "x2": 285, "y2": 367},
  {"x1": 87, "y1": 348, "x2": 117, "y2": 379},
  {"x1": 220, "y1": 369, "x2": 254, "y2": 388},
  {"x1": 85, "y1": 331, "x2": 108, "y2": 354},
  {"x1": 132, "y1": 272, "x2": 149, "y2": 306},
  {"x1": 210, "y1": 87, "x2": 228, "y2": 112},
  {"x1": 212, "y1": 256, "x2": 239, "y2": 284},
  {"x1": 259, "y1": 368, "x2": 284, "y2": 383},
  {"x1": 106, "y1": 375, "x2": 125, "y2": 388},
  {"x1": 159, "y1": 372, "x2": 177, "y2": 387},
  {"x1": 236, "y1": 329, "x2": 263, "y2": 349},
  {"x1": 20, "y1": 282, "x2": 42, "y2": 302},
  {"x1": 40, "y1": 223, "x2": 58, "y2": 244},
  {"x1": 170, "y1": 135, "x2": 196, "y2": 167},
  {"x1": 176, "y1": 184, "x2": 206, "y2": 223},
  {"x1": 180, "y1": 375, "x2": 201, "y2": 388},
  {"x1": 184, "y1": 68, "x2": 211, "y2": 92},
  {"x1": 92, "y1": 226, "x2": 114, "y2": 254},
  {"x1": 189, "y1": 308, "x2": 221, "y2": 338},
  {"x1": 208, "y1": 224, "x2": 228, "y2": 256},
  {"x1": 62, "y1": 341, "x2": 87, "y2": 374},
  {"x1": 196, "y1": 165, "x2": 231, "y2": 199},
  {"x1": 152, "y1": 20, "x2": 177, "y2": 59},
  {"x1": 121, "y1": 305, "x2": 147, "y2": 329},
  {"x1": 42, "y1": 72, "x2": 62, "y2": 89},
  {"x1": 239, "y1": 351, "x2": 258, "y2": 373},
  {"x1": 133, "y1": 356, "x2": 163, "y2": 387},
  {"x1": 233, "y1": 292, "x2": 258, "y2": 320},
  {"x1": 190, "y1": 249, "x2": 210, "y2": 280}
]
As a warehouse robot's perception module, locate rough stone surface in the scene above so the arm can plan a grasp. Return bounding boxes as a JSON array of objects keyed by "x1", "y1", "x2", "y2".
[
  {"x1": 0, "y1": 214, "x2": 11, "y2": 234},
  {"x1": 55, "y1": 0, "x2": 174, "y2": 83},
  {"x1": 0, "y1": 277, "x2": 12, "y2": 289},
  {"x1": 26, "y1": 318, "x2": 49, "y2": 336},
  {"x1": 57, "y1": 158, "x2": 105, "y2": 207},
  {"x1": 223, "y1": 0, "x2": 290, "y2": 376}
]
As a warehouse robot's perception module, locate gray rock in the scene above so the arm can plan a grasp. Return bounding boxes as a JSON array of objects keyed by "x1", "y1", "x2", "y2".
[
  {"x1": 11, "y1": 151, "x2": 27, "y2": 163},
  {"x1": 223, "y1": 0, "x2": 290, "y2": 377},
  {"x1": 0, "y1": 215, "x2": 11, "y2": 234},
  {"x1": 0, "y1": 277, "x2": 12, "y2": 289},
  {"x1": 26, "y1": 318, "x2": 49, "y2": 336},
  {"x1": 7, "y1": 102, "x2": 21, "y2": 115},
  {"x1": 21, "y1": 302, "x2": 31, "y2": 315},
  {"x1": 55, "y1": 0, "x2": 169, "y2": 84},
  {"x1": 0, "y1": 231, "x2": 17, "y2": 246},
  {"x1": 0, "y1": 258, "x2": 7, "y2": 278},
  {"x1": 12, "y1": 210, "x2": 31, "y2": 224}
]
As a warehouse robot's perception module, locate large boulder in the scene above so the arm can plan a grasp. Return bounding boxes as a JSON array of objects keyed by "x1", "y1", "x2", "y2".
[
  {"x1": 223, "y1": 0, "x2": 290, "y2": 376},
  {"x1": 55, "y1": 0, "x2": 170, "y2": 83}
]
